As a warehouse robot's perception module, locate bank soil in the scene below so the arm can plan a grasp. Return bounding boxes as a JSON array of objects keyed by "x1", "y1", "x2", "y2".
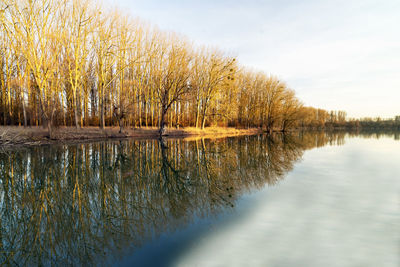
[{"x1": 0, "y1": 126, "x2": 262, "y2": 147}]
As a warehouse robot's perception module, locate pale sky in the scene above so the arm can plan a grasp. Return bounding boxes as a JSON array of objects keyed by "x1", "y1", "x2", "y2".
[{"x1": 105, "y1": 0, "x2": 400, "y2": 119}]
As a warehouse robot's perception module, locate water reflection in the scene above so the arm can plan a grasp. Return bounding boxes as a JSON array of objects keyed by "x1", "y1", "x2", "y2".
[{"x1": 0, "y1": 131, "x2": 394, "y2": 266}]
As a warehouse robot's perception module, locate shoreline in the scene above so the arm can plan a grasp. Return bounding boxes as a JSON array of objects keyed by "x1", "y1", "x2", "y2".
[
  {"x1": 0, "y1": 126, "x2": 263, "y2": 147},
  {"x1": 1, "y1": 126, "x2": 397, "y2": 148}
]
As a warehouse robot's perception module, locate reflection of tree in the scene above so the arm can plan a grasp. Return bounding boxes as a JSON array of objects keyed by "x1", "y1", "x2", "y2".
[
  {"x1": 0, "y1": 132, "x2": 351, "y2": 265},
  {"x1": 347, "y1": 129, "x2": 400, "y2": 140}
]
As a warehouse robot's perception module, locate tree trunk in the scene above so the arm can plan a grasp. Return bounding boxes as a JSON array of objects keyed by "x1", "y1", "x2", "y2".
[
  {"x1": 119, "y1": 116, "x2": 123, "y2": 133},
  {"x1": 176, "y1": 102, "x2": 180, "y2": 129},
  {"x1": 47, "y1": 120, "x2": 53, "y2": 139},
  {"x1": 145, "y1": 100, "x2": 148, "y2": 127},
  {"x1": 159, "y1": 106, "x2": 167, "y2": 137},
  {"x1": 201, "y1": 106, "x2": 208, "y2": 130},
  {"x1": 21, "y1": 93, "x2": 27, "y2": 128},
  {"x1": 151, "y1": 100, "x2": 155, "y2": 127},
  {"x1": 195, "y1": 101, "x2": 200, "y2": 128},
  {"x1": 3, "y1": 101, "x2": 6, "y2": 126},
  {"x1": 138, "y1": 88, "x2": 142, "y2": 128},
  {"x1": 100, "y1": 91, "x2": 105, "y2": 129},
  {"x1": 282, "y1": 120, "x2": 286, "y2": 132},
  {"x1": 74, "y1": 99, "x2": 80, "y2": 129},
  {"x1": 8, "y1": 83, "x2": 12, "y2": 125}
]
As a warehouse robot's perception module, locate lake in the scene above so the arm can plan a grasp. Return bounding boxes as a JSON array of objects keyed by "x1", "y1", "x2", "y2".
[{"x1": 0, "y1": 131, "x2": 399, "y2": 266}]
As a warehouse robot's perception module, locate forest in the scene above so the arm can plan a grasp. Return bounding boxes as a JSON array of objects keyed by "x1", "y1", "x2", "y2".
[{"x1": 1, "y1": 0, "x2": 398, "y2": 138}]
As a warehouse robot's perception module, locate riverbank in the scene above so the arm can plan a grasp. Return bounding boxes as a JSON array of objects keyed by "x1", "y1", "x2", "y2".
[{"x1": 0, "y1": 126, "x2": 263, "y2": 147}]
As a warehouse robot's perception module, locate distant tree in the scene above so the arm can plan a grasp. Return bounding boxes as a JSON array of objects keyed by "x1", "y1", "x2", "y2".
[
  {"x1": 279, "y1": 89, "x2": 303, "y2": 132},
  {"x1": 264, "y1": 77, "x2": 286, "y2": 133}
]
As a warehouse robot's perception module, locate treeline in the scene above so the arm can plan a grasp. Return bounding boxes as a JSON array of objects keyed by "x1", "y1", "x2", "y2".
[
  {"x1": 0, "y1": 0, "x2": 312, "y2": 136},
  {"x1": 356, "y1": 116, "x2": 400, "y2": 130},
  {"x1": 0, "y1": 0, "x2": 395, "y2": 137},
  {"x1": 298, "y1": 107, "x2": 400, "y2": 130}
]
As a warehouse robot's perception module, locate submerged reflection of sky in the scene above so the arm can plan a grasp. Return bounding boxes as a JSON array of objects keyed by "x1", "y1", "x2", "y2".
[
  {"x1": 123, "y1": 137, "x2": 400, "y2": 267},
  {"x1": 117, "y1": 191, "x2": 261, "y2": 267}
]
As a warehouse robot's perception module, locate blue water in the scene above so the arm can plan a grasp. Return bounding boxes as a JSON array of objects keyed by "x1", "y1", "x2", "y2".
[
  {"x1": 0, "y1": 132, "x2": 398, "y2": 266},
  {"x1": 119, "y1": 135, "x2": 400, "y2": 267}
]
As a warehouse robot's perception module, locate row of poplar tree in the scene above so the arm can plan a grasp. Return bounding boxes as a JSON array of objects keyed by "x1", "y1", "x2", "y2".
[{"x1": 0, "y1": 0, "x2": 342, "y2": 135}]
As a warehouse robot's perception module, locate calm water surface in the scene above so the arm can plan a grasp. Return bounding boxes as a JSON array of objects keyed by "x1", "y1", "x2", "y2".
[{"x1": 0, "y1": 131, "x2": 399, "y2": 266}]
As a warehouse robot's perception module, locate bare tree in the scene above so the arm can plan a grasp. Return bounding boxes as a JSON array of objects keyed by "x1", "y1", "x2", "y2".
[{"x1": 153, "y1": 36, "x2": 192, "y2": 136}]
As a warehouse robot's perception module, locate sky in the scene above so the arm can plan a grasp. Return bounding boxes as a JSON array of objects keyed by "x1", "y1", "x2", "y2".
[{"x1": 104, "y1": 0, "x2": 400, "y2": 119}]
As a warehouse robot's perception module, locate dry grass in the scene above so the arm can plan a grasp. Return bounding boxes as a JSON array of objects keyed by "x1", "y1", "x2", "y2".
[
  {"x1": 165, "y1": 127, "x2": 262, "y2": 140},
  {"x1": 0, "y1": 126, "x2": 262, "y2": 147}
]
